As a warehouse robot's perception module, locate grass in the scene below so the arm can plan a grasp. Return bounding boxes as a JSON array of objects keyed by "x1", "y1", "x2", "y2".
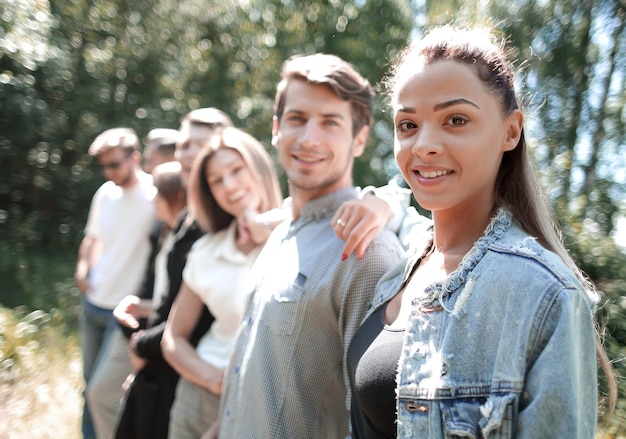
[
  {"x1": 0, "y1": 307, "x2": 83, "y2": 438},
  {"x1": 0, "y1": 246, "x2": 84, "y2": 438}
]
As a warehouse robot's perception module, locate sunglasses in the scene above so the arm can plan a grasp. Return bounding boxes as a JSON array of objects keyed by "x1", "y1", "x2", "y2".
[{"x1": 98, "y1": 152, "x2": 133, "y2": 171}]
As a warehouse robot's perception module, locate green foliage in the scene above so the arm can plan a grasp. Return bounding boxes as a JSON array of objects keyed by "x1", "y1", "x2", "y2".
[
  {"x1": 0, "y1": 304, "x2": 82, "y2": 437},
  {"x1": 0, "y1": 306, "x2": 68, "y2": 380},
  {"x1": 1, "y1": 0, "x2": 415, "y2": 255},
  {"x1": 1, "y1": 0, "x2": 625, "y2": 432},
  {"x1": 597, "y1": 278, "x2": 626, "y2": 434},
  {"x1": 0, "y1": 245, "x2": 81, "y2": 326},
  {"x1": 558, "y1": 213, "x2": 626, "y2": 434}
]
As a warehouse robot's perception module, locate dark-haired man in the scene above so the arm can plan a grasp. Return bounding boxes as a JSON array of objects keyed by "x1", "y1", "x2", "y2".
[{"x1": 215, "y1": 54, "x2": 405, "y2": 438}]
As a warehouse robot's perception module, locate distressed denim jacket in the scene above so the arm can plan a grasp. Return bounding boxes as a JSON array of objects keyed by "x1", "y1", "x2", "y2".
[{"x1": 370, "y1": 209, "x2": 599, "y2": 439}]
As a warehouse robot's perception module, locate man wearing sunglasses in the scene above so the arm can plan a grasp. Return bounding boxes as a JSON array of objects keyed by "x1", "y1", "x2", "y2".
[{"x1": 75, "y1": 127, "x2": 156, "y2": 439}]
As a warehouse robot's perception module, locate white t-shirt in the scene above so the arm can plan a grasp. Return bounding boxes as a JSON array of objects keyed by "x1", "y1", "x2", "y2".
[
  {"x1": 183, "y1": 221, "x2": 261, "y2": 369},
  {"x1": 85, "y1": 171, "x2": 156, "y2": 309}
]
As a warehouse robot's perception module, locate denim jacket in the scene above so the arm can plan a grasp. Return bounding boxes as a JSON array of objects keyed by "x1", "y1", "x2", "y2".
[{"x1": 371, "y1": 209, "x2": 599, "y2": 438}]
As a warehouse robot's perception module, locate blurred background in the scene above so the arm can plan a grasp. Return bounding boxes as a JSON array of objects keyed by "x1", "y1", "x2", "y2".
[{"x1": 0, "y1": 0, "x2": 624, "y2": 436}]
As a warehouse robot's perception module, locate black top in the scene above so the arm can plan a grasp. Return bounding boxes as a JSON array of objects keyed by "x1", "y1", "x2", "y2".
[
  {"x1": 136, "y1": 211, "x2": 214, "y2": 360},
  {"x1": 347, "y1": 302, "x2": 404, "y2": 439}
]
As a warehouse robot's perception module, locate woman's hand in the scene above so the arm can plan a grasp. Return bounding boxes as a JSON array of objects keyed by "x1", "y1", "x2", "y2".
[
  {"x1": 203, "y1": 366, "x2": 225, "y2": 395},
  {"x1": 201, "y1": 421, "x2": 220, "y2": 439},
  {"x1": 332, "y1": 193, "x2": 392, "y2": 260},
  {"x1": 238, "y1": 207, "x2": 288, "y2": 247}
]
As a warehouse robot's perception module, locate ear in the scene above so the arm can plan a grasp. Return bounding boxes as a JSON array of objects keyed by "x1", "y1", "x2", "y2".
[
  {"x1": 352, "y1": 124, "x2": 370, "y2": 158},
  {"x1": 502, "y1": 109, "x2": 523, "y2": 152},
  {"x1": 271, "y1": 116, "x2": 279, "y2": 148},
  {"x1": 131, "y1": 150, "x2": 142, "y2": 165}
]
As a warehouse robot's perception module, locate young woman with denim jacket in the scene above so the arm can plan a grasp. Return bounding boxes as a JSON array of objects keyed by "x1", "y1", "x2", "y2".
[{"x1": 346, "y1": 25, "x2": 616, "y2": 438}]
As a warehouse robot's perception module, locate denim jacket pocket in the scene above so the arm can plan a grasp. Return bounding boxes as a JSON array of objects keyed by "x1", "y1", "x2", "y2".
[
  {"x1": 441, "y1": 394, "x2": 516, "y2": 439},
  {"x1": 263, "y1": 283, "x2": 304, "y2": 336}
]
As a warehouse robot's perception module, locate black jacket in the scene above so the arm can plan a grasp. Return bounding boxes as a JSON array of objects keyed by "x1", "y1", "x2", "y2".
[{"x1": 115, "y1": 211, "x2": 215, "y2": 439}]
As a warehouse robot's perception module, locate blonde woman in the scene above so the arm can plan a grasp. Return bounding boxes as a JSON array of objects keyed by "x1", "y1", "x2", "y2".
[{"x1": 162, "y1": 127, "x2": 283, "y2": 438}]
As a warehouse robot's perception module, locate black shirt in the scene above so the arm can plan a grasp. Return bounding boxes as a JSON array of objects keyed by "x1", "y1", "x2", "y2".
[{"x1": 347, "y1": 302, "x2": 405, "y2": 438}]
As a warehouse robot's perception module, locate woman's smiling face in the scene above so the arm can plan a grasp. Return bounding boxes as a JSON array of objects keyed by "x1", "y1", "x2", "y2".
[
  {"x1": 393, "y1": 59, "x2": 521, "y2": 216},
  {"x1": 206, "y1": 148, "x2": 262, "y2": 218}
]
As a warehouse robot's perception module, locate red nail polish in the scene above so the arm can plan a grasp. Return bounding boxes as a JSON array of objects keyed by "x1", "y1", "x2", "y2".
[{"x1": 341, "y1": 253, "x2": 348, "y2": 261}]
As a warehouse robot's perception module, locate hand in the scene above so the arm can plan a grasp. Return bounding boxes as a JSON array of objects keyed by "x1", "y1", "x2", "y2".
[
  {"x1": 239, "y1": 207, "x2": 288, "y2": 245},
  {"x1": 121, "y1": 372, "x2": 136, "y2": 393},
  {"x1": 128, "y1": 345, "x2": 147, "y2": 371},
  {"x1": 202, "y1": 421, "x2": 220, "y2": 439},
  {"x1": 128, "y1": 331, "x2": 147, "y2": 371},
  {"x1": 332, "y1": 193, "x2": 392, "y2": 260},
  {"x1": 74, "y1": 271, "x2": 91, "y2": 294},
  {"x1": 204, "y1": 366, "x2": 225, "y2": 395},
  {"x1": 113, "y1": 295, "x2": 148, "y2": 329},
  {"x1": 235, "y1": 216, "x2": 257, "y2": 255}
]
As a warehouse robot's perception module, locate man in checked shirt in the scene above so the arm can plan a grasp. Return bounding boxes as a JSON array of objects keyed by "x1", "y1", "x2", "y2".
[{"x1": 209, "y1": 53, "x2": 406, "y2": 439}]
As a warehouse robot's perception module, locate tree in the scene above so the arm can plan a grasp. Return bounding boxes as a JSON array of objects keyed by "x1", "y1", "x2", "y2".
[
  {"x1": 1, "y1": 0, "x2": 625, "y2": 430},
  {"x1": 0, "y1": 0, "x2": 415, "y2": 303},
  {"x1": 0, "y1": 0, "x2": 415, "y2": 252}
]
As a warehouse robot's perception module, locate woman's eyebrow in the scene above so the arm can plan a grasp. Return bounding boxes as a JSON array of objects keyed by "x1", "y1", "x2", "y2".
[
  {"x1": 396, "y1": 98, "x2": 480, "y2": 114},
  {"x1": 434, "y1": 98, "x2": 480, "y2": 111}
]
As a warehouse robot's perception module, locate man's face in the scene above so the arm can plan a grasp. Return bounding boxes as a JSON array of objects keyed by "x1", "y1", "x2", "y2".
[
  {"x1": 272, "y1": 80, "x2": 368, "y2": 204},
  {"x1": 97, "y1": 148, "x2": 136, "y2": 188},
  {"x1": 143, "y1": 149, "x2": 173, "y2": 174},
  {"x1": 175, "y1": 121, "x2": 218, "y2": 187}
]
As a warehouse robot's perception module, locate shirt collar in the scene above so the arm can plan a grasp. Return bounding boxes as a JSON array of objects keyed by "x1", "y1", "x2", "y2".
[{"x1": 298, "y1": 187, "x2": 359, "y2": 222}]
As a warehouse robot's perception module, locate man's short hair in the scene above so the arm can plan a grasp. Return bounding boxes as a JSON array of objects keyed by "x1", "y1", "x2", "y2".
[
  {"x1": 273, "y1": 54, "x2": 374, "y2": 136},
  {"x1": 181, "y1": 108, "x2": 234, "y2": 130},
  {"x1": 88, "y1": 128, "x2": 140, "y2": 156},
  {"x1": 143, "y1": 128, "x2": 178, "y2": 158},
  {"x1": 152, "y1": 161, "x2": 184, "y2": 207}
]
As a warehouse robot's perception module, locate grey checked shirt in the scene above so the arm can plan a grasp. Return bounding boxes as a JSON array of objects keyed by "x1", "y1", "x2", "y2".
[{"x1": 218, "y1": 187, "x2": 404, "y2": 439}]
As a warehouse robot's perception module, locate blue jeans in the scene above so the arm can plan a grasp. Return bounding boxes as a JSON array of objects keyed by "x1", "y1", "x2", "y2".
[{"x1": 80, "y1": 298, "x2": 116, "y2": 439}]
